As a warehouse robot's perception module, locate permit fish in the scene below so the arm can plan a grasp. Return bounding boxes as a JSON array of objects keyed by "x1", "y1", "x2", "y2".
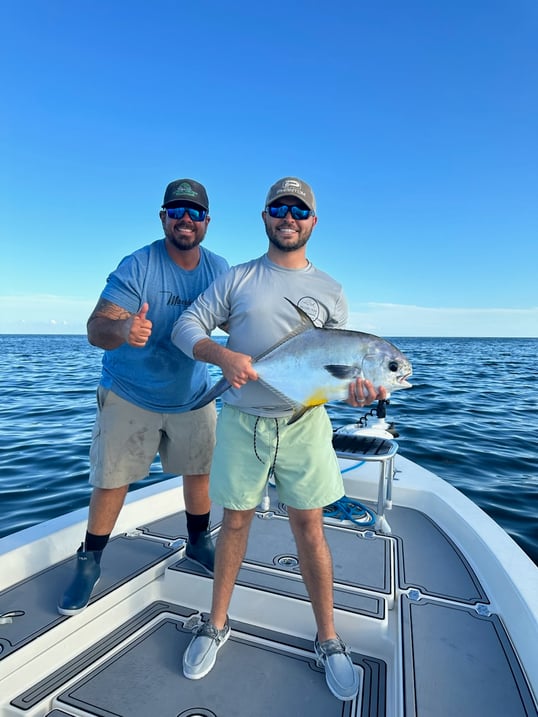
[{"x1": 194, "y1": 299, "x2": 412, "y2": 423}]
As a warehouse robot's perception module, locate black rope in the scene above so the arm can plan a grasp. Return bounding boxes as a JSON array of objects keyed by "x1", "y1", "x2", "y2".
[{"x1": 253, "y1": 417, "x2": 280, "y2": 480}]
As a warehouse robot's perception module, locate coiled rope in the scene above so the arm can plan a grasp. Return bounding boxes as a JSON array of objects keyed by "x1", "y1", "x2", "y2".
[{"x1": 323, "y1": 495, "x2": 376, "y2": 527}]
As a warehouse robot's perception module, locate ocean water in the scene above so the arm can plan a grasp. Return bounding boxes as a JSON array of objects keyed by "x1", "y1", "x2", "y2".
[{"x1": 1, "y1": 334, "x2": 537, "y2": 566}]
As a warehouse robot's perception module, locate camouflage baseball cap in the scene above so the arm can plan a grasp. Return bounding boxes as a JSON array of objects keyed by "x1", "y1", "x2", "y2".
[
  {"x1": 265, "y1": 177, "x2": 316, "y2": 212},
  {"x1": 162, "y1": 179, "x2": 209, "y2": 210}
]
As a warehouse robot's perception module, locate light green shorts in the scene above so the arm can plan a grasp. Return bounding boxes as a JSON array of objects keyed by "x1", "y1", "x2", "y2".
[
  {"x1": 89, "y1": 387, "x2": 217, "y2": 488},
  {"x1": 209, "y1": 405, "x2": 344, "y2": 510}
]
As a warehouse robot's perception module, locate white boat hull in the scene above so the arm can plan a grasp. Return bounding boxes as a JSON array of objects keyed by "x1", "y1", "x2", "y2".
[{"x1": 1, "y1": 448, "x2": 537, "y2": 716}]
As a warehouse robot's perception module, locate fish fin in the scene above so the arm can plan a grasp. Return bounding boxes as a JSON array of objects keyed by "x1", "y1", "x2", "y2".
[
  {"x1": 283, "y1": 297, "x2": 316, "y2": 328},
  {"x1": 324, "y1": 364, "x2": 361, "y2": 380},
  {"x1": 251, "y1": 300, "x2": 316, "y2": 364},
  {"x1": 190, "y1": 376, "x2": 231, "y2": 410},
  {"x1": 256, "y1": 378, "x2": 296, "y2": 407},
  {"x1": 256, "y1": 378, "x2": 318, "y2": 426},
  {"x1": 286, "y1": 405, "x2": 314, "y2": 425}
]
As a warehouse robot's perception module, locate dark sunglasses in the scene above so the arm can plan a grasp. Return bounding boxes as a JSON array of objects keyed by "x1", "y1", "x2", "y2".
[
  {"x1": 266, "y1": 204, "x2": 314, "y2": 220},
  {"x1": 166, "y1": 207, "x2": 207, "y2": 222}
]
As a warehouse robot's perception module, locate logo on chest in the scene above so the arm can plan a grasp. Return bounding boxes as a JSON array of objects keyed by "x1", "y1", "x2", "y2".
[{"x1": 161, "y1": 291, "x2": 193, "y2": 307}]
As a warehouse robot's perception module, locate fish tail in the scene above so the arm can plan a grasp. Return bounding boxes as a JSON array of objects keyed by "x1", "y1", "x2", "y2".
[{"x1": 191, "y1": 376, "x2": 231, "y2": 410}]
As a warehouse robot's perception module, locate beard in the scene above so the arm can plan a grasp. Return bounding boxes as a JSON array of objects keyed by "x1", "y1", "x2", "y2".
[
  {"x1": 264, "y1": 222, "x2": 312, "y2": 252},
  {"x1": 168, "y1": 234, "x2": 203, "y2": 251},
  {"x1": 165, "y1": 223, "x2": 205, "y2": 251}
]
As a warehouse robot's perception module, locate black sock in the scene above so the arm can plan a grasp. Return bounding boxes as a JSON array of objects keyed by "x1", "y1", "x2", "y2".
[
  {"x1": 85, "y1": 531, "x2": 110, "y2": 552},
  {"x1": 185, "y1": 511, "x2": 210, "y2": 543}
]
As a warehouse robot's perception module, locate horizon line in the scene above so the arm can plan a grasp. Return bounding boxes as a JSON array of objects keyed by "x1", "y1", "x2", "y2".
[{"x1": 2, "y1": 332, "x2": 537, "y2": 340}]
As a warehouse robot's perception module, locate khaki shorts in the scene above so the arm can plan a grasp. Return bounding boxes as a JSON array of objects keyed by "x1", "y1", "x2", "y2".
[
  {"x1": 89, "y1": 387, "x2": 217, "y2": 488},
  {"x1": 209, "y1": 405, "x2": 344, "y2": 510}
]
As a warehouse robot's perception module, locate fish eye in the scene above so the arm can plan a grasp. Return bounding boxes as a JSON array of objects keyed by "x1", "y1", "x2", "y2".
[{"x1": 388, "y1": 360, "x2": 399, "y2": 372}]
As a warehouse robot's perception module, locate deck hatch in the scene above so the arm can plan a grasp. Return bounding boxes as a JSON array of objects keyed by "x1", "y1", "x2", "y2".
[
  {"x1": 389, "y1": 506, "x2": 488, "y2": 604},
  {"x1": 401, "y1": 595, "x2": 537, "y2": 716},
  {"x1": 243, "y1": 514, "x2": 392, "y2": 595}
]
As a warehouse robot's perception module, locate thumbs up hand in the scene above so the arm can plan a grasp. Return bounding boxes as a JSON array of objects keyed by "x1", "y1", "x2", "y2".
[{"x1": 127, "y1": 302, "x2": 152, "y2": 347}]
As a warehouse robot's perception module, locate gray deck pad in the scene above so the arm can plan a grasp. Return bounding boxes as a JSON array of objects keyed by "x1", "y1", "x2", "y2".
[
  {"x1": 388, "y1": 506, "x2": 488, "y2": 603},
  {"x1": 322, "y1": 504, "x2": 487, "y2": 604},
  {"x1": 49, "y1": 605, "x2": 386, "y2": 717},
  {"x1": 0, "y1": 535, "x2": 180, "y2": 661},
  {"x1": 244, "y1": 513, "x2": 392, "y2": 594},
  {"x1": 401, "y1": 595, "x2": 537, "y2": 716},
  {"x1": 12, "y1": 602, "x2": 194, "y2": 710}
]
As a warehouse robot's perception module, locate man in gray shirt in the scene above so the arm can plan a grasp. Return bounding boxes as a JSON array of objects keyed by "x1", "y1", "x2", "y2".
[{"x1": 172, "y1": 176, "x2": 385, "y2": 701}]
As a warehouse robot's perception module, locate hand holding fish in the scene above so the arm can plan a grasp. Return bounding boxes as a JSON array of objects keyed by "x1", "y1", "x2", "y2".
[
  {"x1": 127, "y1": 302, "x2": 152, "y2": 348},
  {"x1": 219, "y1": 349, "x2": 259, "y2": 389},
  {"x1": 347, "y1": 379, "x2": 387, "y2": 408},
  {"x1": 192, "y1": 338, "x2": 259, "y2": 389}
]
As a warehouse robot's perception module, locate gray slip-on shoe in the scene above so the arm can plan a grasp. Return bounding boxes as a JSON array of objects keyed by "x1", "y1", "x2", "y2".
[
  {"x1": 183, "y1": 618, "x2": 230, "y2": 680},
  {"x1": 314, "y1": 634, "x2": 360, "y2": 701}
]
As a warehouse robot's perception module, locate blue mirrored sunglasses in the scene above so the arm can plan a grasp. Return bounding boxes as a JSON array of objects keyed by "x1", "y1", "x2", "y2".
[
  {"x1": 166, "y1": 207, "x2": 207, "y2": 222},
  {"x1": 266, "y1": 204, "x2": 314, "y2": 220}
]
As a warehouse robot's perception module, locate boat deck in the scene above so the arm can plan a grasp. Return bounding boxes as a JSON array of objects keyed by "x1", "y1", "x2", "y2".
[{"x1": 1, "y1": 460, "x2": 537, "y2": 716}]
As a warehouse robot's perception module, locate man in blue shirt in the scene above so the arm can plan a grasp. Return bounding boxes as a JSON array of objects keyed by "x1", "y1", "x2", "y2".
[{"x1": 58, "y1": 178, "x2": 229, "y2": 616}]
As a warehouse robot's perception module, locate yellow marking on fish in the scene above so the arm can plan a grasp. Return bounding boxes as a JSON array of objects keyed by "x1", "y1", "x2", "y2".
[{"x1": 304, "y1": 389, "x2": 329, "y2": 406}]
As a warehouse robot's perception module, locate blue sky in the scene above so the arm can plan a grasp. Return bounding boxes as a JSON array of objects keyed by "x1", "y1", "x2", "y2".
[{"x1": 1, "y1": 0, "x2": 537, "y2": 337}]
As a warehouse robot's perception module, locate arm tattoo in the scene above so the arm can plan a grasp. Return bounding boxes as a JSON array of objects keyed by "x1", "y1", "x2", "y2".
[{"x1": 89, "y1": 298, "x2": 132, "y2": 321}]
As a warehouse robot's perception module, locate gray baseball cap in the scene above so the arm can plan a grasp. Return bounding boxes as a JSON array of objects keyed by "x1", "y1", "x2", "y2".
[
  {"x1": 162, "y1": 179, "x2": 209, "y2": 210},
  {"x1": 265, "y1": 177, "x2": 316, "y2": 212}
]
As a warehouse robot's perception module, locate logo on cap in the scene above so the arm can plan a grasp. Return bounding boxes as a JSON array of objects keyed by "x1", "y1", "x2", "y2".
[
  {"x1": 173, "y1": 182, "x2": 198, "y2": 199},
  {"x1": 274, "y1": 178, "x2": 309, "y2": 202},
  {"x1": 281, "y1": 179, "x2": 302, "y2": 192}
]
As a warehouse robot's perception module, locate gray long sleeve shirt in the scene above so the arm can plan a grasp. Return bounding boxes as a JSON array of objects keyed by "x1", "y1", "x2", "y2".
[{"x1": 171, "y1": 253, "x2": 347, "y2": 417}]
